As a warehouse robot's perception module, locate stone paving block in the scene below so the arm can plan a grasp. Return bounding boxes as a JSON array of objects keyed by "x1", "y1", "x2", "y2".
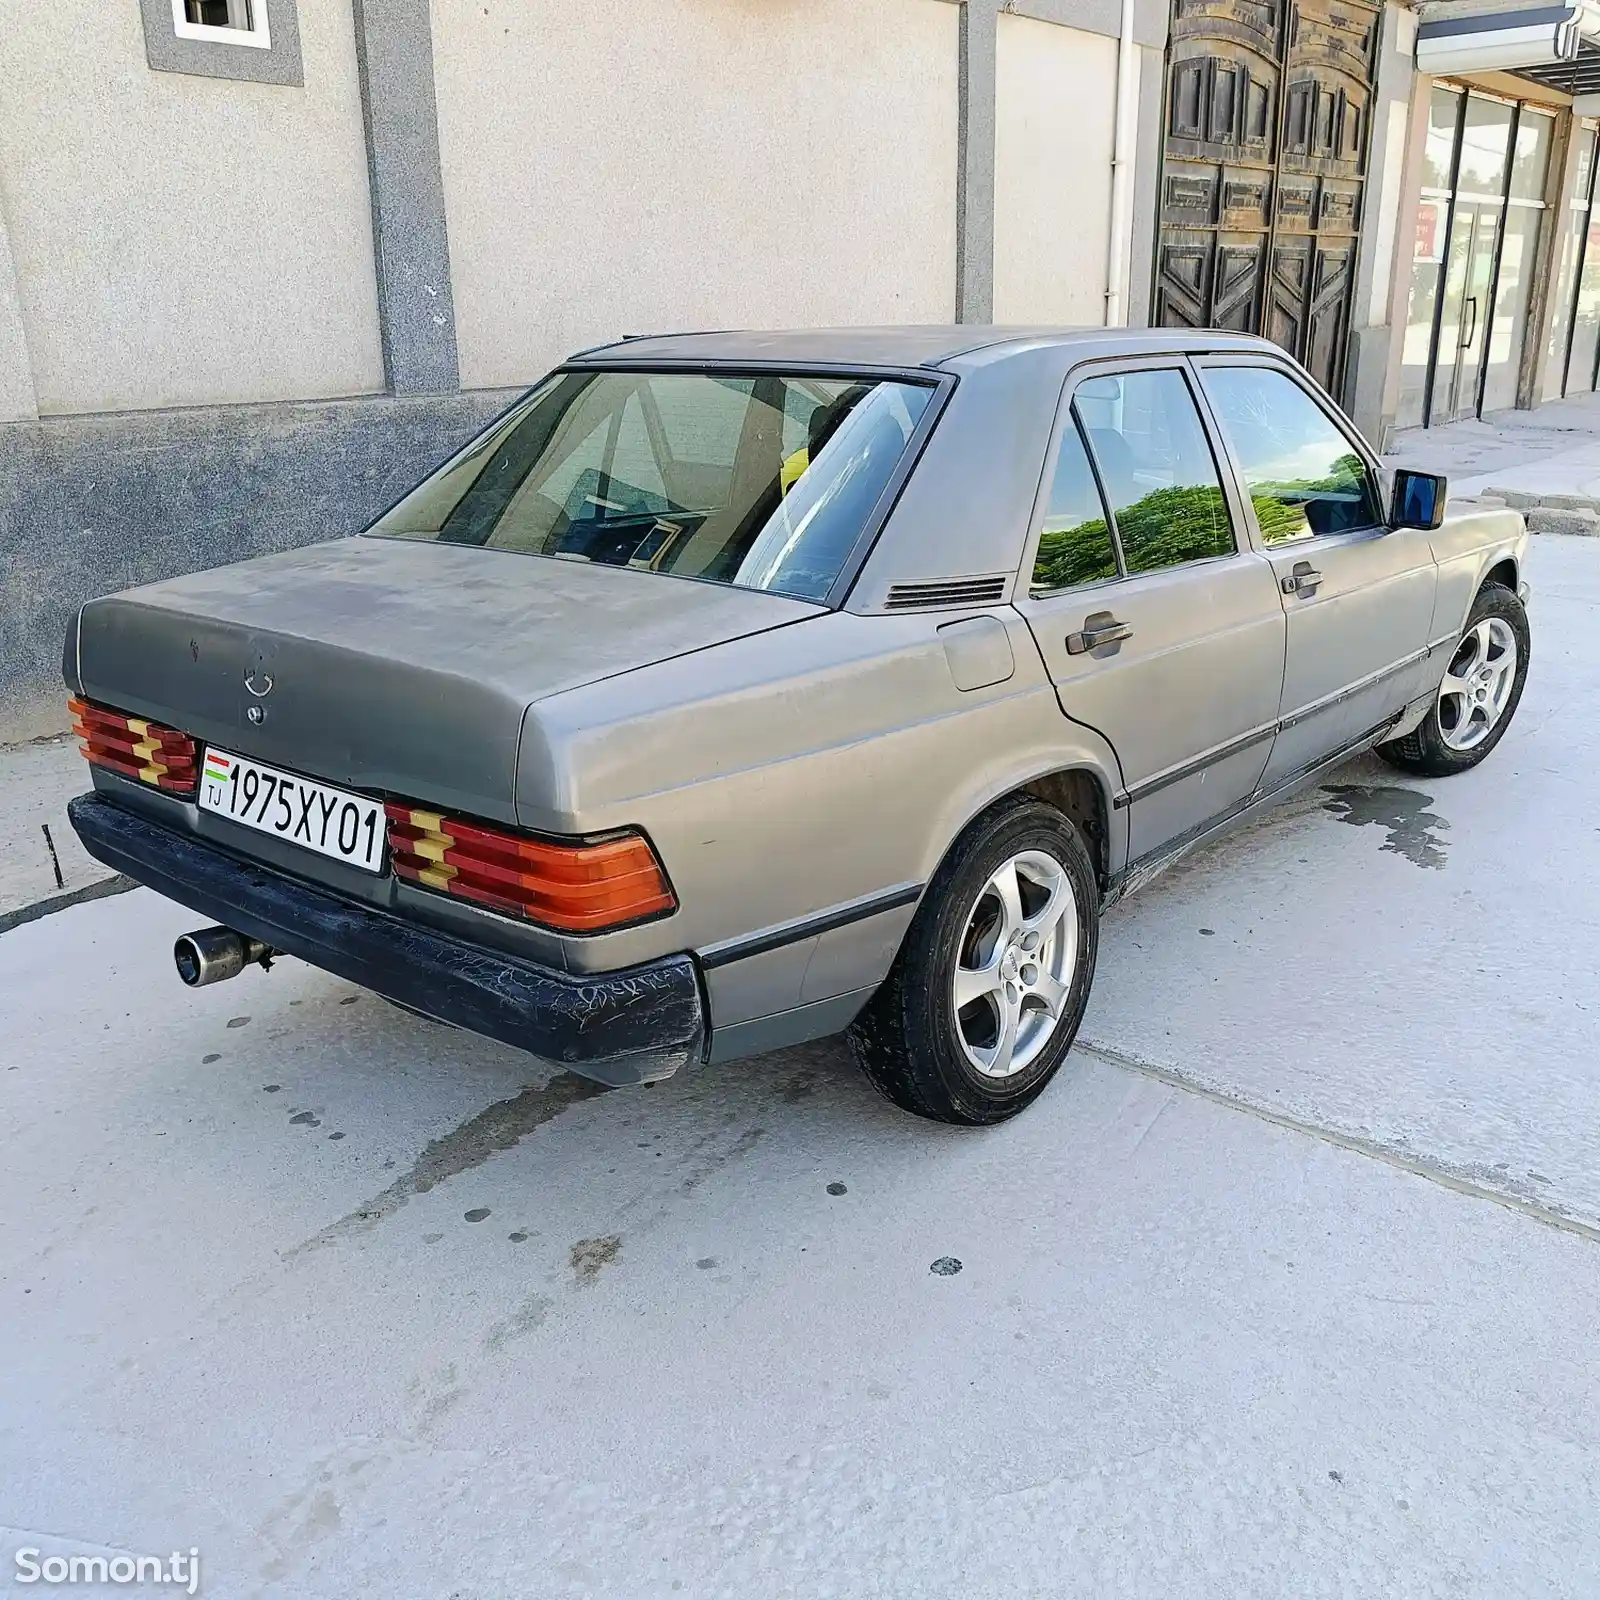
[
  {"x1": 1486, "y1": 487, "x2": 1539, "y2": 510},
  {"x1": 1527, "y1": 506, "x2": 1600, "y2": 536}
]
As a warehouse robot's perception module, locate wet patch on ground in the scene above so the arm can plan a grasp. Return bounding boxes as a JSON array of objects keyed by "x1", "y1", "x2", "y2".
[
  {"x1": 678, "y1": 1126, "x2": 766, "y2": 1194},
  {"x1": 286, "y1": 1072, "x2": 610, "y2": 1255},
  {"x1": 483, "y1": 1292, "x2": 554, "y2": 1353},
  {"x1": 1321, "y1": 784, "x2": 1451, "y2": 870},
  {"x1": 571, "y1": 1234, "x2": 622, "y2": 1285}
]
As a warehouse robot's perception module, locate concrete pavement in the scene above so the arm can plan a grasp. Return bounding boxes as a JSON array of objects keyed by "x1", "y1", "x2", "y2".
[
  {"x1": 1084, "y1": 535, "x2": 1600, "y2": 1232},
  {"x1": 0, "y1": 733, "x2": 121, "y2": 926},
  {"x1": 2, "y1": 536, "x2": 1596, "y2": 1597},
  {"x1": 1386, "y1": 387, "x2": 1600, "y2": 507}
]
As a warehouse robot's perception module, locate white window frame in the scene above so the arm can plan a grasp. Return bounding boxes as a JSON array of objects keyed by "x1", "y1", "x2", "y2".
[{"x1": 170, "y1": 0, "x2": 271, "y2": 51}]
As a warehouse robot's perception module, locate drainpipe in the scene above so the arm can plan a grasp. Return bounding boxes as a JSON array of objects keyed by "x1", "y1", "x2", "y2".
[{"x1": 1104, "y1": 0, "x2": 1138, "y2": 326}]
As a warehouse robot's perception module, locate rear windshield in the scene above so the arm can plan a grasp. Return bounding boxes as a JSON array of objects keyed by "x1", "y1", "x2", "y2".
[{"x1": 368, "y1": 369, "x2": 935, "y2": 603}]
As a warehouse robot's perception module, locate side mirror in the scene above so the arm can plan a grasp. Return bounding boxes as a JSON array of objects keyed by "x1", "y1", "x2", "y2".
[{"x1": 1390, "y1": 468, "x2": 1447, "y2": 531}]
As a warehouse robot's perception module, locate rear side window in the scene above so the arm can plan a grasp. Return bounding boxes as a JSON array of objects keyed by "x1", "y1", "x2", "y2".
[
  {"x1": 368, "y1": 370, "x2": 934, "y2": 603},
  {"x1": 1199, "y1": 366, "x2": 1381, "y2": 543},
  {"x1": 1075, "y1": 369, "x2": 1235, "y2": 573},
  {"x1": 1031, "y1": 418, "x2": 1118, "y2": 594}
]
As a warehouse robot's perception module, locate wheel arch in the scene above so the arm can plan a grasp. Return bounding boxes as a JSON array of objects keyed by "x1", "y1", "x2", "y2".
[
  {"x1": 1017, "y1": 767, "x2": 1114, "y2": 892},
  {"x1": 921, "y1": 758, "x2": 1121, "y2": 904},
  {"x1": 1482, "y1": 554, "x2": 1519, "y2": 594}
]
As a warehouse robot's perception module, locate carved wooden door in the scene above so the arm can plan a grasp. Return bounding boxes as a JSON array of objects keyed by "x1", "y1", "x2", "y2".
[{"x1": 1156, "y1": 0, "x2": 1380, "y2": 402}]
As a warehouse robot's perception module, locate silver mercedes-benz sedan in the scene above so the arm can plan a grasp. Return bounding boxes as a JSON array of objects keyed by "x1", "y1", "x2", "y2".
[{"x1": 65, "y1": 327, "x2": 1529, "y2": 1124}]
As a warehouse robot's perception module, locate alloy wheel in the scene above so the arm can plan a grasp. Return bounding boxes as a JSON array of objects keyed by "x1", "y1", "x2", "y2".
[
  {"x1": 1438, "y1": 617, "x2": 1518, "y2": 752},
  {"x1": 951, "y1": 850, "x2": 1078, "y2": 1080}
]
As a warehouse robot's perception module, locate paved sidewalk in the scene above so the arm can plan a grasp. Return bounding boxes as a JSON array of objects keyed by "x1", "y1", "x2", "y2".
[
  {"x1": 0, "y1": 735, "x2": 125, "y2": 928},
  {"x1": 1385, "y1": 389, "x2": 1600, "y2": 512}
]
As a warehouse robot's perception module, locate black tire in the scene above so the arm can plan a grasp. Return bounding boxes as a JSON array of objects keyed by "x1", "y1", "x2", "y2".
[
  {"x1": 1377, "y1": 581, "x2": 1530, "y2": 778},
  {"x1": 848, "y1": 796, "x2": 1099, "y2": 1125}
]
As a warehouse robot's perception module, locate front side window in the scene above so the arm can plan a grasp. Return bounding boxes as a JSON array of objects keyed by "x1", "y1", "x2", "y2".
[
  {"x1": 1031, "y1": 418, "x2": 1118, "y2": 594},
  {"x1": 1074, "y1": 369, "x2": 1235, "y2": 573},
  {"x1": 1200, "y1": 366, "x2": 1381, "y2": 543},
  {"x1": 370, "y1": 371, "x2": 933, "y2": 603}
]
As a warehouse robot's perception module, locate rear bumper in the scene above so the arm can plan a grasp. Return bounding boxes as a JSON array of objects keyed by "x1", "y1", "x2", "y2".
[{"x1": 68, "y1": 792, "x2": 704, "y2": 1086}]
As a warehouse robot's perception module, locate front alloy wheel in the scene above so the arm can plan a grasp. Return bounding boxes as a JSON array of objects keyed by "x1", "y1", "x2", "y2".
[
  {"x1": 1377, "y1": 580, "x2": 1530, "y2": 778},
  {"x1": 1436, "y1": 616, "x2": 1517, "y2": 753}
]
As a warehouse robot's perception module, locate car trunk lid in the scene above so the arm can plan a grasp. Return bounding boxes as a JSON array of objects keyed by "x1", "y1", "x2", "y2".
[{"x1": 75, "y1": 536, "x2": 819, "y2": 821}]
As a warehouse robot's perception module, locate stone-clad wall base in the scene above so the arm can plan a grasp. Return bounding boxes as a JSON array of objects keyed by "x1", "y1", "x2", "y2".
[{"x1": 1, "y1": 389, "x2": 518, "y2": 741}]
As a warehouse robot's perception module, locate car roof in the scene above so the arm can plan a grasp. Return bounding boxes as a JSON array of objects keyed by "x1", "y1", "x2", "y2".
[{"x1": 565, "y1": 325, "x2": 1286, "y2": 371}]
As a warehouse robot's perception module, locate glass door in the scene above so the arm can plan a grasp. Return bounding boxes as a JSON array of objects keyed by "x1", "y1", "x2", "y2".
[
  {"x1": 1481, "y1": 109, "x2": 1552, "y2": 415},
  {"x1": 1396, "y1": 87, "x2": 1464, "y2": 429},
  {"x1": 1435, "y1": 97, "x2": 1514, "y2": 422},
  {"x1": 1545, "y1": 125, "x2": 1596, "y2": 400},
  {"x1": 1434, "y1": 201, "x2": 1502, "y2": 422},
  {"x1": 1399, "y1": 90, "x2": 1543, "y2": 427},
  {"x1": 1567, "y1": 202, "x2": 1600, "y2": 395}
]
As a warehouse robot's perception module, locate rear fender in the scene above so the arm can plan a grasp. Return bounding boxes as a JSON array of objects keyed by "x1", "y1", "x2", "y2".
[{"x1": 912, "y1": 742, "x2": 1126, "y2": 908}]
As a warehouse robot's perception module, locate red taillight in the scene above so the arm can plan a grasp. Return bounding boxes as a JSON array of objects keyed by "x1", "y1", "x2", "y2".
[
  {"x1": 385, "y1": 803, "x2": 677, "y2": 933},
  {"x1": 69, "y1": 696, "x2": 198, "y2": 797}
]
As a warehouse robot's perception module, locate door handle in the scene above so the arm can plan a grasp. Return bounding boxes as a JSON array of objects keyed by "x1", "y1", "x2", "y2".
[
  {"x1": 1281, "y1": 563, "x2": 1323, "y2": 596},
  {"x1": 1462, "y1": 295, "x2": 1478, "y2": 351},
  {"x1": 1065, "y1": 614, "x2": 1134, "y2": 655}
]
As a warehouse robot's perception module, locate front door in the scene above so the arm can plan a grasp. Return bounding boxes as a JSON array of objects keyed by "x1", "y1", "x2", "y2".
[
  {"x1": 1014, "y1": 364, "x2": 1287, "y2": 868},
  {"x1": 1195, "y1": 359, "x2": 1438, "y2": 787}
]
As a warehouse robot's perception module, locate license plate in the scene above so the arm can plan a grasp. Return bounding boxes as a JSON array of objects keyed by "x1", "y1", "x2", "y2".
[{"x1": 198, "y1": 747, "x2": 387, "y2": 873}]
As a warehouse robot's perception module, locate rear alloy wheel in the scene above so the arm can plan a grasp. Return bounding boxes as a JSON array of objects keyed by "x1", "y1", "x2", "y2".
[
  {"x1": 951, "y1": 850, "x2": 1079, "y2": 1081},
  {"x1": 849, "y1": 797, "x2": 1098, "y2": 1125},
  {"x1": 1377, "y1": 582, "x2": 1530, "y2": 778}
]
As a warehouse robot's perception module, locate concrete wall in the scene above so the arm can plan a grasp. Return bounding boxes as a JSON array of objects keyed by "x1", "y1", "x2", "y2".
[
  {"x1": 991, "y1": 14, "x2": 1120, "y2": 325},
  {"x1": 1126, "y1": 43, "x2": 1165, "y2": 328},
  {"x1": 0, "y1": 392, "x2": 513, "y2": 741},
  {"x1": 0, "y1": 191, "x2": 36, "y2": 424},
  {"x1": 430, "y1": 0, "x2": 961, "y2": 389},
  {"x1": 1346, "y1": 1, "x2": 1421, "y2": 445},
  {"x1": 0, "y1": 0, "x2": 383, "y2": 415}
]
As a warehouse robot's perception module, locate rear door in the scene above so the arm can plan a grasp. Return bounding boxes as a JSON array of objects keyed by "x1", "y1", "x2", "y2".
[
  {"x1": 1013, "y1": 361, "x2": 1287, "y2": 868},
  {"x1": 1194, "y1": 359, "x2": 1439, "y2": 788}
]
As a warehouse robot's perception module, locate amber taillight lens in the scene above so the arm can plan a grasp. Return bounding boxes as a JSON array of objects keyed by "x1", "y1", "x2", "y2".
[
  {"x1": 69, "y1": 696, "x2": 199, "y2": 797},
  {"x1": 385, "y1": 804, "x2": 677, "y2": 933}
]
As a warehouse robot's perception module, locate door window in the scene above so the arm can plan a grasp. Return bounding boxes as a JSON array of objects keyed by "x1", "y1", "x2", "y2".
[
  {"x1": 1200, "y1": 366, "x2": 1381, "y2": 544},
  {"x1": 1074, "y1": 369, "x2": 1235, "y2": 573},
  {"x1": 1030, "y1": 417, "x2": 1118, "y2": 594}
]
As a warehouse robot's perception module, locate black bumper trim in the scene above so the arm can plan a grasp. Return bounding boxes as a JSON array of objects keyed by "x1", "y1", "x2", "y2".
[
  {"x1": 68, "y1": 793, "x2": 704, "y2": 1086},
  {"x1": 697, "y1": 882, "x2": 923, "y2": 970}
]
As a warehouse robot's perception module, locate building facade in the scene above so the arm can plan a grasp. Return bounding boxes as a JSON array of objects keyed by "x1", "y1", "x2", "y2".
[
  {"x1": 0, "y1": 0, "x2": 1167, "y2": 735},
  {"x1": 1147, "y1": 0, "x2": 1600, "y2": 446},
  {"x1": 8, "y1": 0, "x2": 1591, "y2": 738}
]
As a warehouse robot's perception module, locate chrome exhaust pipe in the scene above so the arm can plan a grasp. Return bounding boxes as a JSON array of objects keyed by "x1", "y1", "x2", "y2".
[{"x1": 174, "y1": 926, "x2": 275, "y2": 987}]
